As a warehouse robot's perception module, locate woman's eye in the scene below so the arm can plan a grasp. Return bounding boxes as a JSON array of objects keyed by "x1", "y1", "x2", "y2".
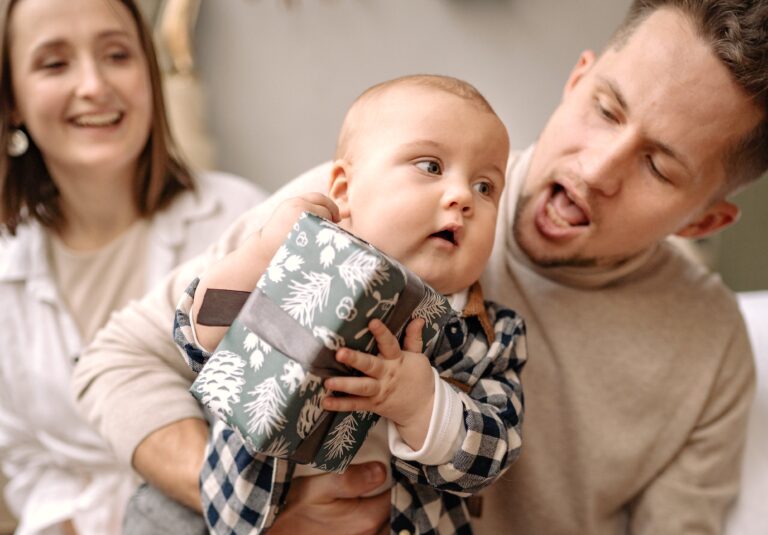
[
  {"x1": 473, "y1": 181, "x2": 494, "y2": 196},
  {"x1": 415, "y1": 160, "x2": 442, "y2": 175},
  {"x1": 105, "y1": 49, "x2": 130, "y2": 62},
  {"x1": 40, "y1": 59, "x2": 66, "y2": 71}
]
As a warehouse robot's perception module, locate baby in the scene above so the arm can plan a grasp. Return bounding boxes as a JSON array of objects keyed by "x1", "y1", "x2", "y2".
[{"x1": 175, "y1": 74, "x2": 526, "y2": 534}]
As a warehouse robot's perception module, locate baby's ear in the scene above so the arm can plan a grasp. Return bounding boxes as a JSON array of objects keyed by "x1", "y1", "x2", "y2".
[{"x1": 329, "y1": 159, "x2": 352, "y2": 218}]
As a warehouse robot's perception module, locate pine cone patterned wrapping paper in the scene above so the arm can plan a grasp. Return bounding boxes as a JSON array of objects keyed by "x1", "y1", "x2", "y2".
[{"x1": 190, "y1": 212, "x2": 453, "y2": 472}]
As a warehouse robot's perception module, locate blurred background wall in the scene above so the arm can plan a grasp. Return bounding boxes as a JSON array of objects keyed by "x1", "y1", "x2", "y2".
[
  {"x1": 1, "y1": 1, "x2": 763, "y2": 530},
  {"x1": 190, "y1": 0, "x2": 766, "y2": 291}
]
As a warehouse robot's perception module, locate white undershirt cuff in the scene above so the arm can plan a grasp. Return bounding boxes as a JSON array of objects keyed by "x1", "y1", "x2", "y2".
[{"x1": 387, "y1": 367, "x2": 465, "y2": 465}]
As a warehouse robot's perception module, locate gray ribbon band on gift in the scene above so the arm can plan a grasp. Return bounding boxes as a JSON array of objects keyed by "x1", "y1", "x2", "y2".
[
  {"x1": 197, "y1": 267, "x2": 428, "y2": 465},
  {"x1": 238, "y1": 290, "x2": 350, "y2": 378}
]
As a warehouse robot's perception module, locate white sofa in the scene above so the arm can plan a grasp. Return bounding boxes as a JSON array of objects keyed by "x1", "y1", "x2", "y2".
[{"x1": 726, "y1": 291, "x2": 768, "y2": 534}]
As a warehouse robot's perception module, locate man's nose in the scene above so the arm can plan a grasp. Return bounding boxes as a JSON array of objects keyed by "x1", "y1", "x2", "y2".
[{"x1": 579, "y1": 132, "x2": 638, "y2": 197}]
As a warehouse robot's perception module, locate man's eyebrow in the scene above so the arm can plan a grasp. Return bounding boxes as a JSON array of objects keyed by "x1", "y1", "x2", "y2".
[
  {"x1": 599, "y1": 75, "x2": 694, "y2": 176},
  {"x1": 600, "y1": 76, "x2": 629, "y2": 113}
]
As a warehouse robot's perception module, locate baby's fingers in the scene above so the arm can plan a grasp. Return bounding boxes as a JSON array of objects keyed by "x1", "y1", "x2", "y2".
[
  {"x1": 322, "y1": 393, "x2": 373, "y2": 414},
  {"x1": 368, "y1": 320, "x2": 401, "y2": 359},
  {"x1": 402, "y1": 318, "x2": 425, "y2": 353},
  {"x1": 335, "y1": 348, "x2": 383, "y2": 377},
  {"x1": 323, "y1": 376, "x2": 379, "y2": 398},
  {"x1": 290, "y1": 193, "x2": 341, "y2": 222}
]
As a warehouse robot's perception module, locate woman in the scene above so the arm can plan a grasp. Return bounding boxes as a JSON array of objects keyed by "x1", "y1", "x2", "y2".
[{"x1": 0, "y1": 0, "x2": 265, "y2": 533}]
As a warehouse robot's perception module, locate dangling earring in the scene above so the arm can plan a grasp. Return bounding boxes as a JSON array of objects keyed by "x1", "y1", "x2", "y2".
[{"x1": 7, "y1": 128, "x2": 29, "y2": 157}]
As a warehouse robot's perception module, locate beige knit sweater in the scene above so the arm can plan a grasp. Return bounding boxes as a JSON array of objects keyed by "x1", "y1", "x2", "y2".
[{"x1": 73, "y1": 148, "x2": 755, "y2": 535}]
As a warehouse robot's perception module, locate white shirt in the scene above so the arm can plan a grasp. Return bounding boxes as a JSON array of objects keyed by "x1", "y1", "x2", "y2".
[{"x1": 0, "y1": 172, "x2": 266, "y2": 535}]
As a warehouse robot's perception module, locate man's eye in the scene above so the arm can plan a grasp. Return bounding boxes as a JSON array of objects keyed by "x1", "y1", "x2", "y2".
[
  {"x1": 473, "y1": 181, "x2": 494, "y2": 196},
  {"x1": 646, "y1": 155, "x2": 671, "y2": 184},
  {"x1": 597, "y1": 101, "x2": 618, "y2": 123},
  {"x1": 415, "y1": 160, "x2": 442, "y2": 175}
]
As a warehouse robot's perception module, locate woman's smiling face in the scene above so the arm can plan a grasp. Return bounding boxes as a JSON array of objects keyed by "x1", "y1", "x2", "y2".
[{"x1": 8, "y1": 0, "x2": 152, "y2": 183}]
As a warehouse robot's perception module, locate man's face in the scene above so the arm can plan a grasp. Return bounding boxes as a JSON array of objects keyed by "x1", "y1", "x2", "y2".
[
  {"x1": 515, "y1": 8, "x2": 762, "y2": 268},
  {"x1": 331, "y1": 85, "x2": 509, "y2": 295}
]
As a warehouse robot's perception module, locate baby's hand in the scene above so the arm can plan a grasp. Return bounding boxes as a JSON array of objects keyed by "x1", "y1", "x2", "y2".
[
  {"x1": 192, "y1": 194, "x2": 339, "y2": 352},
  {"x1": 252, "y1": 193, "x2": 341, "y2": 265},
  {"x1": 322, "y1": 318, "x2": 435, "y2": 450}
]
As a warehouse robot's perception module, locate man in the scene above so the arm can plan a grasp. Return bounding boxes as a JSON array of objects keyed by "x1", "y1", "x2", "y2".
[{"x1": 73, "y1": 0, "x2": 767, "y2": 533}]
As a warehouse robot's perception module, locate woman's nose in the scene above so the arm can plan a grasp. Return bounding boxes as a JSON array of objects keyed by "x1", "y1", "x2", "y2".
[{"x1": 75, "y1": 59, "x2": 109, "y2": 100}]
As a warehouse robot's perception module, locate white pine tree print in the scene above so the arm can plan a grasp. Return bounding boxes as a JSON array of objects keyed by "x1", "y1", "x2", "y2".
[
  {"x1": 320, "y1": 245, "x2": 336, "y2": 268},
  {"x1": 413, "y1": 287, "x2": 448, "y2": 325},
  {"x1": 324, "y1": 413, "x2": 359, "y2": 460},
  {"x1": 299, "y1": 372, "x2": 323, "y2": 396},
  {"x1": 313, "y1": 325, "x2": 346, "y2": 350},
  {"x1": 297, "y1": 391, "x2": 326, "y2": 439},
  {"x1": 316, "y1": 226, "x2": 352, "y2": 250},
  {"x1": 335, "y1": 454, "x2": 354, "y2": 473},
  {"x1": 263, "y1": 435, "x2": 291, "y2": 457},
  {"x1": 196, "y1": 350, "x2": 245, "y2": 418},
  {"x1": 338, "y1": 250, "x2": 389, "y2": 296},
  {"x1": 243, "y1": 332, "x2": 272, "y2": 371},
  {"x1": 243, "y1": 332, "x2": 259, "y2": 351},
  {"x1": 280, "y1": 360, "x2": 305, "y2": 393},
  {"x1": 243, "y1": 377, "x2": 288, "y2": 438},
  {"x1": 316, "y1": 226, "x2": 352, "y2": 267},
  {"x1": 265, "y1": 245, "x2": 304, "y2": 283},
  {"x1": 282, "y1": 272, "x2": 332, "y2": 327}
]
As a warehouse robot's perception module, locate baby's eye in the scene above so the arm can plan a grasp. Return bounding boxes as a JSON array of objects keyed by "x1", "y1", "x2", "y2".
[
  {"x1": 415, "y1": 160, "x2": 442, "y2": 175},
  {"x1": 473, "y1": 181, "x2": 494, "y2": 196}
]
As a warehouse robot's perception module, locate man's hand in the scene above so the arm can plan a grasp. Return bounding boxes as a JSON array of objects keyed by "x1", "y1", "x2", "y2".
[
  {"x1": 270, "y1": 462, "x2": 390, "y2": 535},
  {"x1": 323, "y1": 318, "x2": 435, "y2": 450}
]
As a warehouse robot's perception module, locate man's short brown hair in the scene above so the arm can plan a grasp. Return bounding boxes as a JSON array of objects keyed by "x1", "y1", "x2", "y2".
[{"x1": 610, "y1": 0, "x2": 768, "y2": 193}]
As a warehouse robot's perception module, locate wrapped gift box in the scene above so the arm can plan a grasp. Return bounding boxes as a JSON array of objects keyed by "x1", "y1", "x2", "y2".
[{"x1": 191, "y1": 212, "x2": 453, "y2": 472}]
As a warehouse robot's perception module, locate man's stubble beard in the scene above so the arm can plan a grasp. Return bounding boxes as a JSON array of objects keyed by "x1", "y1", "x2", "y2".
[{"x1": 512, "y1": 192, "x2": 600, "y2": 269}]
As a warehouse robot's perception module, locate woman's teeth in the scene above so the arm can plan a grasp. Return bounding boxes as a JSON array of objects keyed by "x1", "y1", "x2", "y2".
[{"x1": 73, "y1": 112, "x2": 121, "y2": 127}]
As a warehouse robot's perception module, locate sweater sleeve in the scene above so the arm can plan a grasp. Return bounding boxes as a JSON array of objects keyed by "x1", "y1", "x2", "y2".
[
  {"x1": 627, "y1": 315, "x2": 756, "y2": 534},
  {"x1": 71, "y1": 163, "x2": 332, "y2": 466},
  {"x1": 393, "y1": 304, "x2": 527, "y2": 496}
]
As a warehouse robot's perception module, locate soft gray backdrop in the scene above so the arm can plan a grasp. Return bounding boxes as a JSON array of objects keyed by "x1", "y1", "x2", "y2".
[{"x1": 193, "y1": 0, "x2": 766, "y2": 291}]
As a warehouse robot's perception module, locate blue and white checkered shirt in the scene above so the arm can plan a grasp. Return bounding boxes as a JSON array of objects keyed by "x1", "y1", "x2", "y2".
[{"x1": 174, "y1": 280, "x2": 526, "y2": 534}]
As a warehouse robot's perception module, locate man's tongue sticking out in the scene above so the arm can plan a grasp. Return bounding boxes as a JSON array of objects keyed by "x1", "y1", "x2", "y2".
[{"x1": 548, "y1": 188, "x2": 588, "y2": 227}]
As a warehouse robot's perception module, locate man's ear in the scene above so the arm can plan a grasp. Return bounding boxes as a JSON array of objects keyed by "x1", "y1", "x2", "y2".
[
  {"x1": 563, "y1": 50, "x2": 596, "y2": 98},
  {"x1": 328, "y1": 159, "x2": 352, "y2": 219},
  {"x1": 675, "y1": 200, "x2": 740, "y2": 239}
]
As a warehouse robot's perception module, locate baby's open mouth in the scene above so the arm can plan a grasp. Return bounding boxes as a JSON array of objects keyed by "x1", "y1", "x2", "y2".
[{"x1": 430, "y1": 229, "x2": 457, "y2": 245}]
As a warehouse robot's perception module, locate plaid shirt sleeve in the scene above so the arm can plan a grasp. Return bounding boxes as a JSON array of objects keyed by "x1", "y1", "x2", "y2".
[
  {"x1": 393, "y1": 302, "x2": 527, "y2": 496},
  {"x1": 173, "y1": 278, "x2": 288, "y2": 533},
  {"x1": 173, "y1": 277, "x2": 212, "y2": 373}
]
